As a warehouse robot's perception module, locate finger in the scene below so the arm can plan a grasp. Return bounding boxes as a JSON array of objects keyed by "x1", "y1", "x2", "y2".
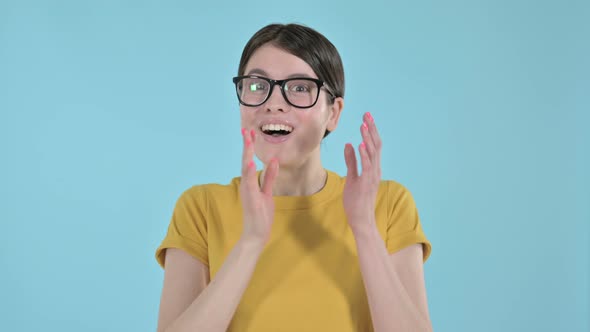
[
  {"x1": 261, "y1": 158, "x2": 279, "y2": 195},
  {"x1": 246, "y1": 160, "x2": 260, "y2": 191},
  {"x1": 361, "y1": 121, "x2": 376, "y2": 162},
  {"x1": 364, "y1": 112, "x2": 382, "y2": 167},
  {"x1": 247, "y1": 129, "x2": 261, "y2": 189},
  {"x1": 344, "y1": 143, "x2": 359, "y2": 179},
  {"x1": 359, "y1": 142, "x2": 372, "y2": 178},
  {"x1": 250, "y1": 128, "x2": 256, "y2": 145},
  {"x1": 241, "y1": 128, "x2": 252, "y2": 174},
  {"x1": 241, "y1": 128, "x2": 257, "y2": 189}
]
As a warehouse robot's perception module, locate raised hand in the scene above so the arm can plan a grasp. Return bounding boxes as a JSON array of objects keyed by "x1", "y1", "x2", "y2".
[
  {"x1": 240, "y1": 128, "x2": 279, "y2": 244},
  {"x1": 343, "y1": 112, "x2": 382, "y2": 232}
]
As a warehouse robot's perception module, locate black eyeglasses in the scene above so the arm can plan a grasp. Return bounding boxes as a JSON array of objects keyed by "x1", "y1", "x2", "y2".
[{"x1": 232, "y1": 75, "x2": 335, "y2": 109}]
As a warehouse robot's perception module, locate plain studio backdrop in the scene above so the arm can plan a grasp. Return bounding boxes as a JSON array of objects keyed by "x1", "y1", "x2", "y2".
[{"x1": 1, "y1": 1, "x2": 588, "y2": 331}]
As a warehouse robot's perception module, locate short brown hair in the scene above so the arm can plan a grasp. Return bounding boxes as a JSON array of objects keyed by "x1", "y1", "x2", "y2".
[{"x1": 238, "y1": 23, "x2": 345, "y2": 138}]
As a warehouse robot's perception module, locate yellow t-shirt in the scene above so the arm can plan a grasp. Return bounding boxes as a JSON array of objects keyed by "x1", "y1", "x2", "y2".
[{"x1": 155, "y1": 169, "x2": 431, "y2": 331}]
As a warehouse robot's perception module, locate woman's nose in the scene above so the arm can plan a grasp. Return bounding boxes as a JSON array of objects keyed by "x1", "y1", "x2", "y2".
[{"x1": 264, "y1": 85, "x2": 288, "y2": 112}]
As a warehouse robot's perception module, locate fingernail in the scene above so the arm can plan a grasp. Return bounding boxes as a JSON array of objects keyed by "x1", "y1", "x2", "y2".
[
  {"x1": 360, "y1": 142, "x2": 365, "y2": 149},
  {"x1": 241, "y1": 128, "x2": 246, "y2": 135},
  {"x1": 367, "y1": 112, "x2": 373, "y2": 121},
  {"x1": 362, "y1": 122, "x2": 368, "y2": 130},
  {"x1": 249, "y1": 161, "x2": 255, "y2": 168}
]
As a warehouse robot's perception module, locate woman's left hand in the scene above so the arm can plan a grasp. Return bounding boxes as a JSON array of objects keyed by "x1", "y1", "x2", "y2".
[{"x1": 343, "y1": 112, "x2": 382, "y2": 234}]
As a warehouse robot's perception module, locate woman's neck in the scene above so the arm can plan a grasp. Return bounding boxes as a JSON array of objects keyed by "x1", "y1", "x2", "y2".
[{"x1": 259, "y1": 159, "x2": 327, "y2": 196}]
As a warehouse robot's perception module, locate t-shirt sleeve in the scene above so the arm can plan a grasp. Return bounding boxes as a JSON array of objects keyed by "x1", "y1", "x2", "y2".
[
  {"x1": 155, "y1": 185, "x2": 209, "y2": 268},
  {"x1": 386, "y1": 181, "x2": 432, "y2": 263}
]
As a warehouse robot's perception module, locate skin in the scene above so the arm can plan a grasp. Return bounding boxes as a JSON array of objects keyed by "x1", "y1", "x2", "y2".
[
  {"x1": 238, "y1": 43, "x2": 383, "y2": 241},
  {"x1": 240, "y1": 43, "x2": 343, "y2": 198},
  {"x1": 157, "y1": 43, "x2": 432, "y2": 332},
  {"x1": 239, "y1": 44, "x2": 432, "y2": 330},
  {"x1": 238, "y1": 43, "x2": 344, "y2": 242}
]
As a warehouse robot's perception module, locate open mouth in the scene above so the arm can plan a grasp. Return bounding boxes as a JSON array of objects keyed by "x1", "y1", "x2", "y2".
[{"x1": 260, "y1": 124, "x2": 294, "y2": 137}]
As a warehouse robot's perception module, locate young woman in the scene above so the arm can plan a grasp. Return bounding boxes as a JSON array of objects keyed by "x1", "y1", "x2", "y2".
[{"x1": 155, "y1": 23, "x2": 433, "y2": 332}]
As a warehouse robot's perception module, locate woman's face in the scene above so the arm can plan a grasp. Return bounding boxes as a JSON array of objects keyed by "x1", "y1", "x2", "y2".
[{"x1": 239, "y1": 43, "x2": 343, "y2": 168}]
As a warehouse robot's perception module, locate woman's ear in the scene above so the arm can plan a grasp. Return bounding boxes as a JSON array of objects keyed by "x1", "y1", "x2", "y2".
[{"x1": 326, "y1": 97, "x2": 344, "y2": 132}]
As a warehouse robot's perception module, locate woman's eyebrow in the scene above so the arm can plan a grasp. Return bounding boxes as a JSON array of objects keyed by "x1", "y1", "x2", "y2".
[
  {"x1": 246, "y1": 68, "x2": 268, "y2": 76},
  {"x1": 286, "y1": 73, "x2": 314, "y2": 79},
  {"x1": 245, "y1": 68, "x2": 315, "y2": 79}
]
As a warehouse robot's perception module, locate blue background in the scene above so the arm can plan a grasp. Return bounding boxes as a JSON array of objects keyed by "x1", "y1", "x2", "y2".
[{"x1": 1, "y1": 0, "x2": 588, "y2": 331}]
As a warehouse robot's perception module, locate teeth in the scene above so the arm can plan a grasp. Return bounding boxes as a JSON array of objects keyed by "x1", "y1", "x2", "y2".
[{"x1": 261, "y1": 124, "x2": 293, "y2": 132}]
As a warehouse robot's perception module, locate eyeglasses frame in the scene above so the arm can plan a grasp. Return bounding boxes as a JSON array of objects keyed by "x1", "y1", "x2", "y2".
[{"x1": 232, "y1": 75, "x2": 336, "y2": 109}]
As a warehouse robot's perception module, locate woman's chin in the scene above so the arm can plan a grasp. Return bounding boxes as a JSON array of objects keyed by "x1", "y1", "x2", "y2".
[{"x1": 259, "y1": 155, "x2": 296, "y2": 169}]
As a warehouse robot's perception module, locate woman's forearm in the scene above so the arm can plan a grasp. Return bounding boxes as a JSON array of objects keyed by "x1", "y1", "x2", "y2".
[
  {"x1": 165, "y1": 237, "x2": 265, "y2": 332},
  {"x1": 352, "y1": 221, "x2": 432, "y2": 332}
]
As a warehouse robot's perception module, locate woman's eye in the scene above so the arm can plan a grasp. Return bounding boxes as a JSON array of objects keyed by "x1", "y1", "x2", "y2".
[
  {"x1": 288, "y1": 84, "x2": 310, "y2": 92},
  {"x1": 249, "y1": 83, "x2": 267, "y2": 92}
]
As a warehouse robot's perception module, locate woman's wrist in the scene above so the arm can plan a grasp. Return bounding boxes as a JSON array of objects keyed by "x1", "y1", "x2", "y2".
[{"x1": 238, "y1": 233, "x2": 268, "y2": 255}]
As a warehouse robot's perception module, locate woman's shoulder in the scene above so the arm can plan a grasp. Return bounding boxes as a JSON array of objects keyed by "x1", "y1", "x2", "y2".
[
  {"x1": 374, "y1": 178, "x2": 415, "y2": 207},
  {"x1": 328, "y1": 169, "x2": 412, "y2": 199},
  {"x1": 176, "y1": 176, "x2": 242, "y2": 202},
  {"x1": 380, "y1": 178, "x2": 410, "y2": 193}
]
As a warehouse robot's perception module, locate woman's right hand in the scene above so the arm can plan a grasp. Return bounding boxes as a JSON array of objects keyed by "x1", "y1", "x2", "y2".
[{"x1": 239, "y1": 128, "x2": 279, "y2": 245}]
